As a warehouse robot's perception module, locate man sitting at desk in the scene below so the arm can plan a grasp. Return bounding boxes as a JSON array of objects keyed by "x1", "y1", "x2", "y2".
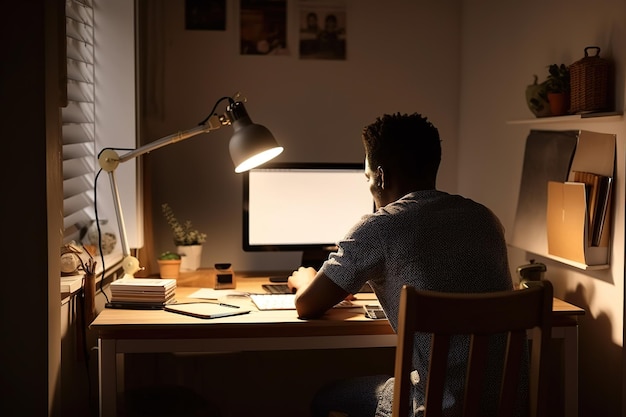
[{"x1": 287, "y1": 113, "x2": 520, "y2": 417}]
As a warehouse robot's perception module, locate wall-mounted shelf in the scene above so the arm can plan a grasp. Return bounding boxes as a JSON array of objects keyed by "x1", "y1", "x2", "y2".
[
  {"x1": 540, "y1": 251, "x2": 609, "y2": 271},
  {"x1": 510, "y1": 130, "x2": 615, "y2": 271},
  {"x1": 510, "y1": 246, "x2": 609, "y2": 270},
  {"x1": 507, "y1": 112, "x2": 623, "y2": 125}
]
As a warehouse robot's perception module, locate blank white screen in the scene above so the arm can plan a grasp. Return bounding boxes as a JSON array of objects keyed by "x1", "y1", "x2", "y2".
[{"x1": 247, "y1": 167, "x2": 374, "y2": 246}]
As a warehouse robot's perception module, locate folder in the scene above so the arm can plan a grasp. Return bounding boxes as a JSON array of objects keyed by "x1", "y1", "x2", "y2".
[{"x1": 547, "y1": 181, "x2": 610, "y2": 267}]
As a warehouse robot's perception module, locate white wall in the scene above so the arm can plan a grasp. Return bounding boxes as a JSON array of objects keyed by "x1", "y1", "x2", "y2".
[
  {"x1": 141, "y1": 0, "x2": 462, "y2": 271},
  {"x1": 140, "y1": 0, "x2": 626, "y2": 413},
  {"x1": 458, "y1": 1, "x2": 626, "y2": 414}
]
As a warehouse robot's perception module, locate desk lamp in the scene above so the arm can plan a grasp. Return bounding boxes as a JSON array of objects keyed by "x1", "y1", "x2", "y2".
[{"x1": 98, "y1": 95, "x2": 283, "y2": 278}]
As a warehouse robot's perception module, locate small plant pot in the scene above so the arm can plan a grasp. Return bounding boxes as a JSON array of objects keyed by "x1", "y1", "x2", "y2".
[
  {"x1": 157, "y1": 259, "x2": 181, "y2": 279},
  {"x1": 548, "y1": 92, "x2": 570, "y2": 116},
  {"x1": 177, "y1": 244, "x2": 203, "y2": 271}
]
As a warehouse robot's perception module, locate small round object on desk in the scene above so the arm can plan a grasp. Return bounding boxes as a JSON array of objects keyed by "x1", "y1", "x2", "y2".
[{"x1": 61, "y1": 252, "x2": 81, "y2": 275}]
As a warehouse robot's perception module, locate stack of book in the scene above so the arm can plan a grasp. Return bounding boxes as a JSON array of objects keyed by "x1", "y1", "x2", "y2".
[
  {"x1": 571, "y1": 170, "x2": 613, "y2": 247},
  {"x1": 108, "y1": 278, "x2": 177, "y2": 309}
]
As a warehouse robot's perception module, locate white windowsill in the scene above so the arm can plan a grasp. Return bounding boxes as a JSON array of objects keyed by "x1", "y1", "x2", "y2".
[{"x1": 61, "y1": 251, "x2": 124, "y2": 295}]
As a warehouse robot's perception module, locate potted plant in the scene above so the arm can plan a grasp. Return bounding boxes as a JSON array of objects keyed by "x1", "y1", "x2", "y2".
[
  {"x1": 157, "y1": 251, "x2": 182, "y2": 279},
  {"x1": 525, "y1": 74, "x2": 550, "y2": 117},
  {"x1": 161, "y1": 203, "x2": 207, "y2": 271},
  {"x1": 545, "y1": 63, "x2": 570, "y2": 116}
]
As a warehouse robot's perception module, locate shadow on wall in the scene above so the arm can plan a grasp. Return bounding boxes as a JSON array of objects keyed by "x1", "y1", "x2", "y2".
[{"x1": 566, "y1": 283, "x2": 621, "y2": 416}]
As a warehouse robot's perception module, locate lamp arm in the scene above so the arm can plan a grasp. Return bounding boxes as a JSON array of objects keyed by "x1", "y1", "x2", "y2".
[
  {"x1": 99, "y1": 115, "x2": 223, "y2": 171},
  {"x1": 97, "y1": 115, "x2": 223, "y2": 278},
  {"x1": 106, "y1": 169, "x2": 141, "y2": 277}
]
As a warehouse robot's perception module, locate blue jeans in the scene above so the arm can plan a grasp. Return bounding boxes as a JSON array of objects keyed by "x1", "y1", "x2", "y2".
[{"x1": 311, "y1": 374, "x2": 392, "y2": 417}]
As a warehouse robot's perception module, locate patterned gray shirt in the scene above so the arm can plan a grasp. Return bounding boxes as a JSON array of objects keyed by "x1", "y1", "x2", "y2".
[{"x1": 320, "y1": 190, "x2": 521, "y2": 416}]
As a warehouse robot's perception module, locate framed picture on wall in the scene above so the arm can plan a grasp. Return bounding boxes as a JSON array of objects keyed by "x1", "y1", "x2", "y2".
[
  {"x1": 186, "y1": 0, "x2": 226, "y2": 31},
  {"x1": 299, "y1": 0, "x2": 346, "y2": 60},
  {"x1": 240, "y1": 0, "x2": 288, "y2": 55}
]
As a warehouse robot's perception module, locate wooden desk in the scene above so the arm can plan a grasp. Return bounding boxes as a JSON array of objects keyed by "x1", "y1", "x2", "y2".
[{"x1": 90, "y1": 271, "x2": 584, "y2": 417}]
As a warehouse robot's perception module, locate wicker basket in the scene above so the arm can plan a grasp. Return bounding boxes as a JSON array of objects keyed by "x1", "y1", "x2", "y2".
[{"x1": 569, "y1": 46, "x2": 612, "y2": 114}]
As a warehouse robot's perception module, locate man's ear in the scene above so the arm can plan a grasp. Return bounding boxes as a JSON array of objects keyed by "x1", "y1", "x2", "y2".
[{"x1": 377, "y1": 166, "x2": 385, "y2": 190}]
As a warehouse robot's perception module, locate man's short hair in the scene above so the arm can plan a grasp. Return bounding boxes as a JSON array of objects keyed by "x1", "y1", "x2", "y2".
[{"x1": 361, "y1": 112, "x2": 441, "y2": 180}]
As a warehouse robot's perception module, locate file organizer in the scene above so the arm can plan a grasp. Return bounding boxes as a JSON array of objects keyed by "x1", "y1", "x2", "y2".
[
  {"x1": 512, "y1": 129, "x2": 615, "y2": 270},
  {"x1": 546, "y1": 130, "x2": 615, "y2": 268},
  {"x1": 511, "y1": 130, "x2": 578, "y2": 260}
]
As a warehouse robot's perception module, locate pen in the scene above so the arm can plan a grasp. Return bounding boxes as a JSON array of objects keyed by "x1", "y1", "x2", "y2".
[
  {"x1": 217, "y1": 302, "x2": 240, "y2": 309},
  {"x1": 177, "y1": 301, "x2": 240, "y2": 309}
]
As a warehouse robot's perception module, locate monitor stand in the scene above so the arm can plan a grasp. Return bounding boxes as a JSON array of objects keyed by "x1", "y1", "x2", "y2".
[{"x1": 301, "y1": 248, "x2": 334, "y2": 269}]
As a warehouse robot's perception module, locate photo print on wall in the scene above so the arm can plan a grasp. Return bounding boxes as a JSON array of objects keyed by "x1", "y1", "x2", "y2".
[
  {"x1": 240, "y1": 0, "x2": 289, "y2": 55},
  {"x1": 299, "y1": 0, "x2": 346, "y2": 60},
  {"x1": 186, "y1": 0, "x2": 226, "y2": 31}
]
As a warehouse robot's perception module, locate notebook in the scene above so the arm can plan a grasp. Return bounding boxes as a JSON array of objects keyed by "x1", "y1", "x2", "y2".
[{"x1": 164, "y1": 302, "x2": 251, "y2": 319}]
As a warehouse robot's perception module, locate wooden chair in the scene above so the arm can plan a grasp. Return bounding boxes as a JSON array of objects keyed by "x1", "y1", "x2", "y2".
[{"x1": 392, "y1": 280, "x2": 553, "y2": 417}]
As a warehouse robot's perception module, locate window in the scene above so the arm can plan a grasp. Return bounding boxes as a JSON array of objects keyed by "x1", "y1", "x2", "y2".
[
  {"x1": 63, "y1": 0, "x2": 96, "y2": 245},
  {"x1": 62, "y1": 0, "x2": 139, "y2": 277}
]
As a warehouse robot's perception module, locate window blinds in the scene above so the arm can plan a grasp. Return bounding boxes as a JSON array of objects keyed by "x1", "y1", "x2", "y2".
[{"x1": 63, "y1": 0, "x2": 95, "y2": 244}]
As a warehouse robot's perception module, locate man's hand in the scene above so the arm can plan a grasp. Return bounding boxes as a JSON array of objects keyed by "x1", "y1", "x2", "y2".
[
  {"x1": 287, "y1": 266, "x2": 317, "y2": 293},
  {"x1": 288, "y1": 267, "x2": 352, "y2": 319}
]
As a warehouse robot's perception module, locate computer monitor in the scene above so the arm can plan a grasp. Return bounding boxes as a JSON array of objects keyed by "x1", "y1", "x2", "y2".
[{"x1": 243, "y1": 162, "x2": 375, "y2": 268}]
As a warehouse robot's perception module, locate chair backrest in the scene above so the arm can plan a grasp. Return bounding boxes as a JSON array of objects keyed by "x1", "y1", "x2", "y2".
[{"x1": 391, "y1": 280, "x2": 553, "y2": 417}]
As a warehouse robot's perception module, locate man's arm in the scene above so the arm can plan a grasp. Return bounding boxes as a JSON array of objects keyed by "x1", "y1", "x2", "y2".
[{"x1": 288, "y1": 267, "x2": 350, "y2": 319}]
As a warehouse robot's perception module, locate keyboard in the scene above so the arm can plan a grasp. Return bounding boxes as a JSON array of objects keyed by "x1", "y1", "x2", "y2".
[
  {"x1": 249, "y1": 293, "x2": 356, "y2": 311},
  {"x1": 250, "y1": 293, "x2": 297, "y2": 310},
  {"x1": 262, "y1": 283, "x2": 293, "y2": 294}
]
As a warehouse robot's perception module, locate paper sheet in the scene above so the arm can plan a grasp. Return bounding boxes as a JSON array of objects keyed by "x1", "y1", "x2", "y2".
[{"x1": 188, "y1": 288, "x2": 252, "y2": 300}]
